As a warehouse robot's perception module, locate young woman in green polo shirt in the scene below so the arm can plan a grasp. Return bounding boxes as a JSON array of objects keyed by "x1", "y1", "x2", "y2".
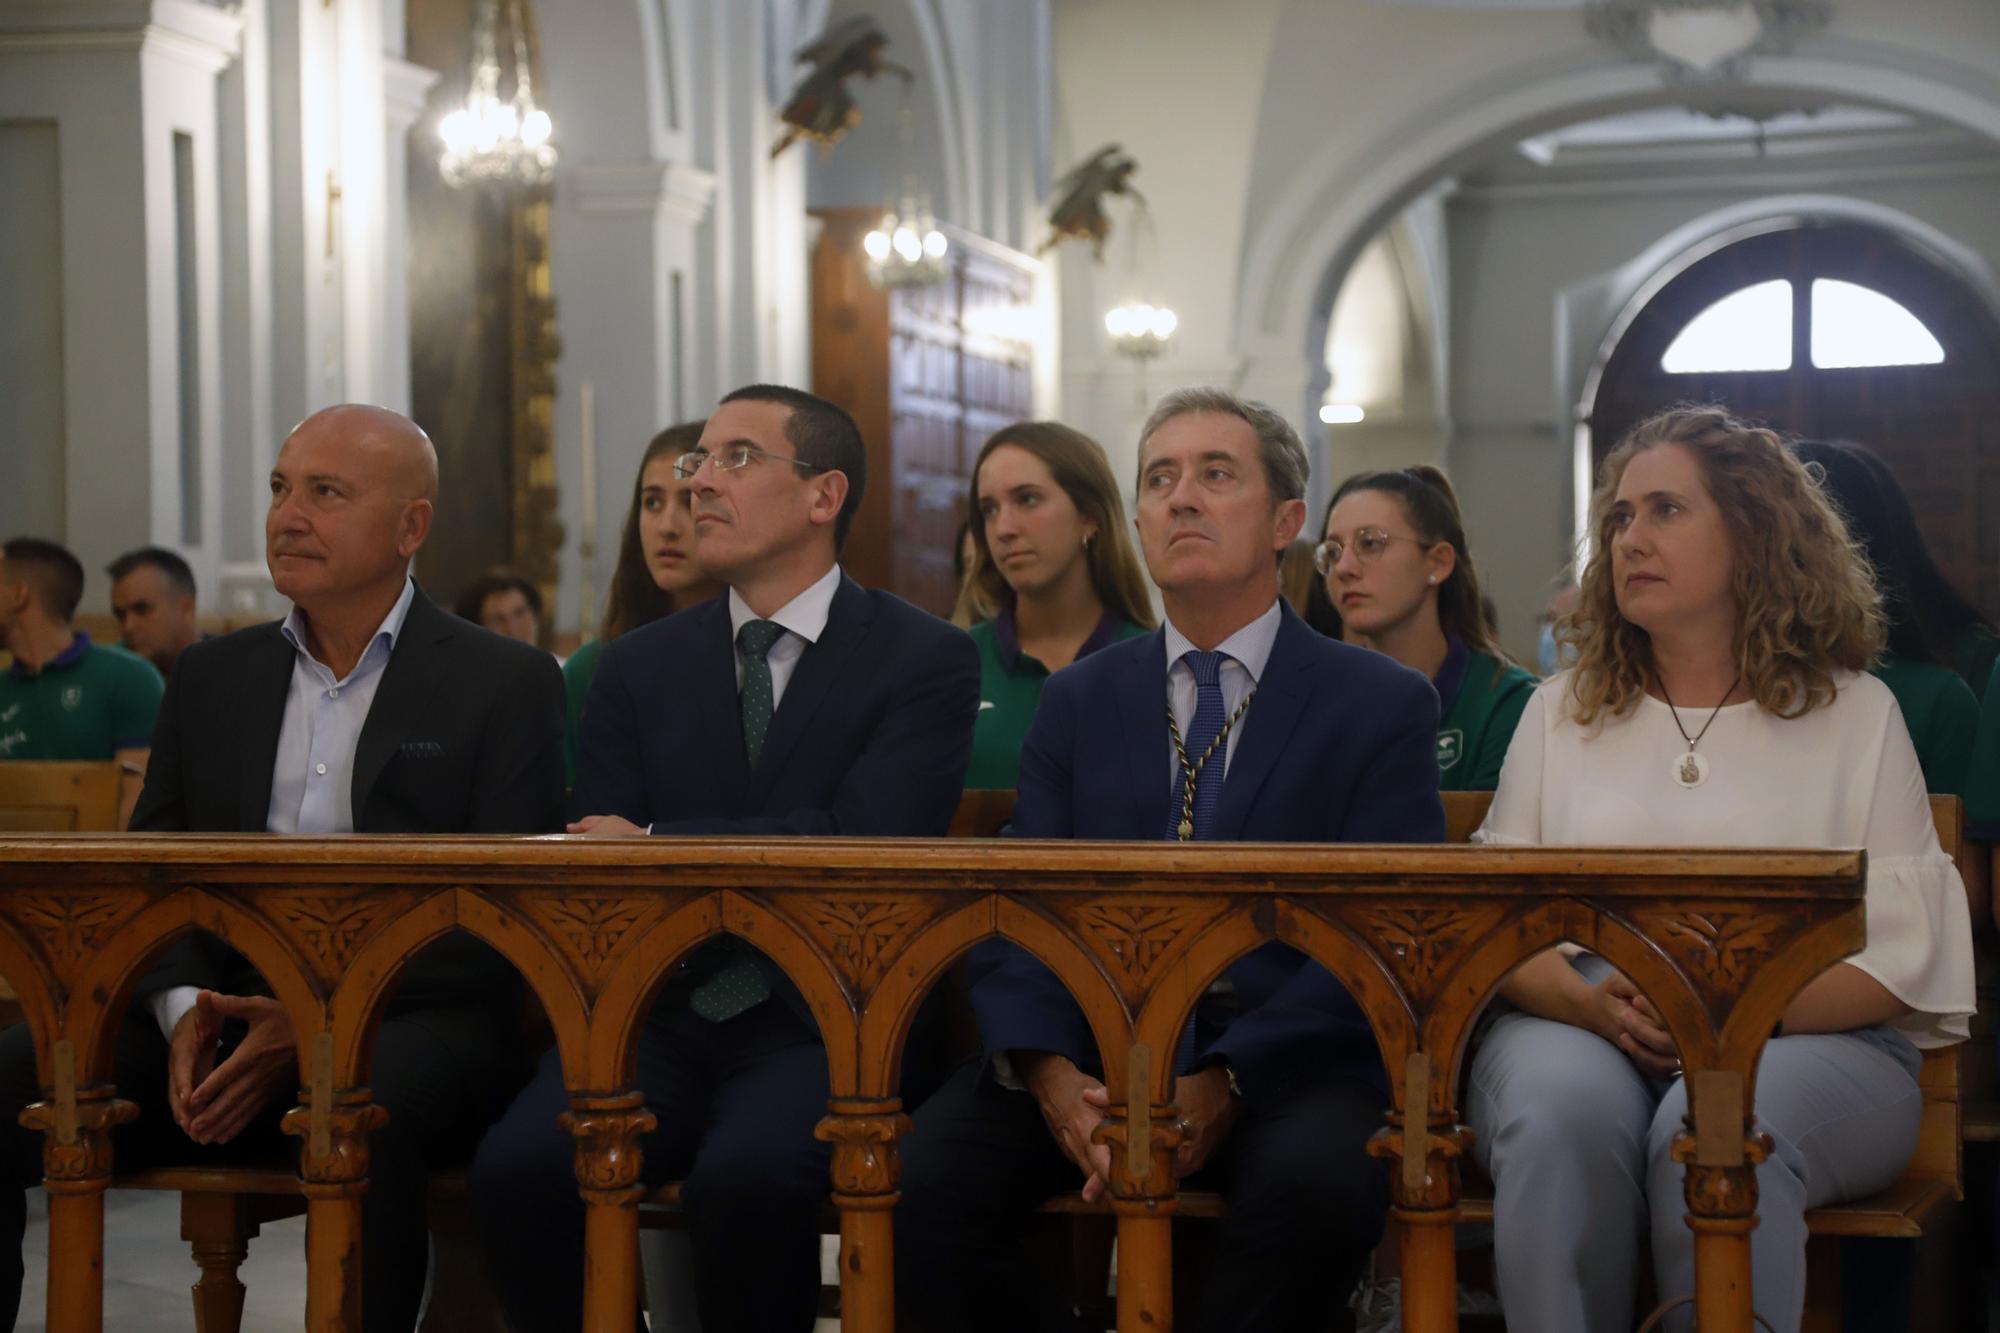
[
  {"x1": 1317, "y1": 465, "x2": 1535, "y2": 791},
  {"x1": 1791, "y1": 440, "x2": 1984, "y2": 796},
  {"x1": 561, "y1": 421, "x2": 722, "y2": 782},
  {"x1": 958, "y1": 422, "x2": 1155, "y2": 789}
]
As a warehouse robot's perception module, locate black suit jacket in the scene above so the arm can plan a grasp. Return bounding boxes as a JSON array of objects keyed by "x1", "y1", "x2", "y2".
[
  {"x1": 574, "y1": 573, "x2": 979, "y2": 838},
  {"x1": 132, "y1": 585, "x2": 566, "y2": 1009},
  {"x1": 575, "y1": 574, "x2": 980, "y2": 1020}
]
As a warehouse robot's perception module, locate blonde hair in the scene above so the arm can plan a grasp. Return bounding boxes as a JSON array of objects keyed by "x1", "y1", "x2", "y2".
[
  {"x1": 1563, "y1": 405, "x2": 1885, "y2": 726},
  {"x1": 957, "y1": 421, "x2": 1156, "y2": 630}
]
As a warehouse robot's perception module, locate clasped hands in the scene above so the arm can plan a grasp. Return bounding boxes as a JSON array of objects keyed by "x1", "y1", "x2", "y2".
[
  {"x1": 1017, "y1": 1051, "x2": 1240, "y2": 1202},
  {"x1": 1590, "y1": 970, "x2": 1681, "y2": 1080},
  {"x1": 168, "y1": 990, "x2": 299, "y2": 1146}
]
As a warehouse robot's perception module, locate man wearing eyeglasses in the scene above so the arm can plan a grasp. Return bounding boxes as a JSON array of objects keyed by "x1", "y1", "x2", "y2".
[{"x1": 470, "y1": 384, "x2": 980, "y2": 1333}]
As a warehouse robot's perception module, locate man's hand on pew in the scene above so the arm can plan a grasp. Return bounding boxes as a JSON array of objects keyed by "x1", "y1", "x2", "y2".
[
  {"x1": 1171, "y1": 1067, "x2": 1240, "y2": 1178},
  {"x1": 1019, "y1": 1051, "x2": 1115, "y2": 1202},
  {"x1": 568, "y1": 814, "x2": 646, "y2": 836},
  {"x1": 169, "y1": 991, "x2": 300, "y2": 1145}
]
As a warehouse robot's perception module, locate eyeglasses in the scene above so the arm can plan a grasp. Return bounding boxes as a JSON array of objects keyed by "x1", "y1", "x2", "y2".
[
  {"x1": 672, "y1": 443, "x2": 825, "y2": 481},
  {"x1": 1314, "y1": 528, "x2": 1424, "y2": 575}
]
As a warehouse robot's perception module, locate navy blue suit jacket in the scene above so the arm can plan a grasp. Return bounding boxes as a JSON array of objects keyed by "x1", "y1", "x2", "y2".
[
  {"x1": 968, "y1": 602, "x2": 1444, "y2": 1096},
  {"x1": 575, "y1": 573, "x2": 979, "y2": 838}
]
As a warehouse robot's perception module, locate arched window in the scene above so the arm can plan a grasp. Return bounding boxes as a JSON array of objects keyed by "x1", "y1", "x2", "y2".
[
  {"x1": 1661, "y1": 277, "x2": 1946, "y2": 374},
  {"x1": 1810, "y1": 279, "x2": 1946, "y2": 369},
  {"x1": 1661, "y1": 280, "x2": 1792, "y2": 373}
]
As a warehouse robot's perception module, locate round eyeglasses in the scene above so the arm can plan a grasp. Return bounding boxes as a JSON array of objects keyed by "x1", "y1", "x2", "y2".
[
  {"x1": 673, "y1": 443, "x2": 825, "y2": 481},
  {"x1": 1314, "y1": 528, "x2": 1425, "y2": 575}
]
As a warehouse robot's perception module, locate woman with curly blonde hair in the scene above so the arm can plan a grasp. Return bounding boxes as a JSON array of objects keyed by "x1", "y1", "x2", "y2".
[{"x1": 1467, "y1": 405, "x2": 1973, "y2": 1333}]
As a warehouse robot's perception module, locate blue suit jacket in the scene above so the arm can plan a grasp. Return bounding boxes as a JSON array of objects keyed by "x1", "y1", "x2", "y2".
[
  {"x1": 968, "y1": 602, "x2": 1444, "y2": 1095},
  {"x1": 575, "y1": 573, "x2": 979, "y2": 838}
]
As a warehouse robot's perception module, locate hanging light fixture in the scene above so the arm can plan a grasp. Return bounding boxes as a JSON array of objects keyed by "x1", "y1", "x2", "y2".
[
  {"x1": 1103, "y1": 199, "x2": 1176, "y2": 363},
  {"x1": 862, "y1": 98, "x2": 949, "y2": 289},
  {"x1": 1104, "y1": 301, "x2": 1178, "y2": 361},
  {"x1": 438, "y1": 0, "x2": 556, "y2": 189}
]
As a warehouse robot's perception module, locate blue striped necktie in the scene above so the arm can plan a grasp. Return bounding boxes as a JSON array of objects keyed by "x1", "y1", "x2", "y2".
[
  {"x1": 1170, "y1": 650, "x2": 1230, "y2": 1072},
  {"x1": 1168, "y1": 649, "x2": 1230, "y2": 842}
]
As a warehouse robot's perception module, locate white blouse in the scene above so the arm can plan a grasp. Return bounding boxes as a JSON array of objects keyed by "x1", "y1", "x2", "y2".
[{"x1": 1477, "y1": 670, "x2": 1974, "y2": 1048}]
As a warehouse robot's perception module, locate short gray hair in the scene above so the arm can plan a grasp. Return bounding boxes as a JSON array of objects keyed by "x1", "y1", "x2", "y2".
[{"x1": 1135, "y1": 387, "x2": 1309, "y2": 504}]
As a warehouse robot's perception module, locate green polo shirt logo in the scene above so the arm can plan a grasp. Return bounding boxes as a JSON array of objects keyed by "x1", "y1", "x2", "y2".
[
  {"x1": 60, "y1": 685, "x2": 83, "y2": 712},
  {"x1": 1436, "y1": 729, "x2": 1463, "y2": 772}
]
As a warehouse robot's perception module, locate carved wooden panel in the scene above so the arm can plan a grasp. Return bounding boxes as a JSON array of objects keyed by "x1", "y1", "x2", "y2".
[{"x1": 0, "y1": 834, "x2": 1874, "y2": 1333}]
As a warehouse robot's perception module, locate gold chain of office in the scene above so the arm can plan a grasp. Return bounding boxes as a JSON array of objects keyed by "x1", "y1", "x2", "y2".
[{"x1": 1165, "y1": 690, "x2": 1256, "y2": 841}]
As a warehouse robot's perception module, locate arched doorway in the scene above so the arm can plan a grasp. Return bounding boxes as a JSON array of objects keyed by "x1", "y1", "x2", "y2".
[{"x1": 1587, "y1": 221, "x2": 2000, "y2": 616}]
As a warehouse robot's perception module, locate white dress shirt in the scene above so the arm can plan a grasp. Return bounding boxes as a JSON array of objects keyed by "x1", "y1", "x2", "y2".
[
  {"x1": 153, "y1": 578, "x2": 417, "y2": 1036},
  {"x1": 1161, "y1": 598, "x2": 1282, "y2": 785},
  {"x1": 1477, "y1": 670, "x2": 1975, "y2": 1048},
  {"x1": 725, "y1": 563, "x2": 841, "y2": 712}
]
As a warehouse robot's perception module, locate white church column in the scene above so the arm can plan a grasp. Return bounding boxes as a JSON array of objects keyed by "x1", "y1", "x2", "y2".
[
  {"x1": 0, "y1": 0, "x2": 241, "y2": 613},
  {"x1": 554, "y1": 161, "x2": 718, "y2": 635}
]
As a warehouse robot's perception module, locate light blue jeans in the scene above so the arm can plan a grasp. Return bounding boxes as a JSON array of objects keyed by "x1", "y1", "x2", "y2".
[{"x1": 1466, "y1": 956, "x2": 1922, "y2": 1333}]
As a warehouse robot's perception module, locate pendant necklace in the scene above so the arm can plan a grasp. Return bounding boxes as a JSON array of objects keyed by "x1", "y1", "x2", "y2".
[
  {"x1": 1656, "y1": 670, "x2": 1739, "y2": 790},
  {"x1": 1165, "y1": 691, "x2": 1256, "y2": 840}
]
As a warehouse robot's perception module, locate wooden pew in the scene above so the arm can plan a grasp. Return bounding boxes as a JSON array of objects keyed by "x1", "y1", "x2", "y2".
[
  {"x1": 0, "y1": 763, "x2": 120, "y2": 1028},
  {"x1": 0, "y1": 762, "x2": 121, "y2": 833},
  {"x1": 0, "y1": 828, "x2": 1866, "y2": 1333}
]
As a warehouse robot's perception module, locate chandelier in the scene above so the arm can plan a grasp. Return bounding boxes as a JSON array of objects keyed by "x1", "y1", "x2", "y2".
[
  {"x1": 1102, "y1": 198, "x2": 1176, "y2": 362},
  {"x1": 1104, "y1": 301, "x2": 1178, "y2": 361},
  {"x1": 438, "y1": 0, "x2": 555, "y2": 189},
  {"x1": 861, "y1": 99, "x2": 949, "y2": 289},
  {"x1": 863, "y1": 196, "x2": 949, "y2": 289}
]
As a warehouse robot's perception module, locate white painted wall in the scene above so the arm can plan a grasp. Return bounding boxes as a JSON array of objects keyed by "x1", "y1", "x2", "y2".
[
  {"x1": 0, "y1": 1, "x2": 241, "y2": 615},
  {"x1": 0, "y1": 122, "x2": 66, "y2": 546}
]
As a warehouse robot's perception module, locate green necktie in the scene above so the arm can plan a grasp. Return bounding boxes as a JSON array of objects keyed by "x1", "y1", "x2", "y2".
[
  {"x1": 737, "y1": 618, "x2": 784, "y2": 769},
  {"x1": 687, "y1": 618, "x2": 786, "y2": 1024}
]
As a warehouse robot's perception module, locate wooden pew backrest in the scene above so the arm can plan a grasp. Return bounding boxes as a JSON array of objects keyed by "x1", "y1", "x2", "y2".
[{"x1": 0, "y1": 761, "x2": 122, "y2": 832}]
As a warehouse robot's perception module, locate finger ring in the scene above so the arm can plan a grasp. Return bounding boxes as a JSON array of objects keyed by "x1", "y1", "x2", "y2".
[{"x1": 1173, "y1": 1116, "x2": 1193, "y2": 1135}]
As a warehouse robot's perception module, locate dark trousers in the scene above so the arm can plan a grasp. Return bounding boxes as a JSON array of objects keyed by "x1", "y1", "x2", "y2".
[
  {"x1": 895, "y1": 1057, "x2": 1389, "y2": 1333},
  {"x1": 469, "y1": 996, "x2": 833, "y2": 1333},
  {"x1": 0, "y1": 1002, "x2": 513, "y2": 1333}
]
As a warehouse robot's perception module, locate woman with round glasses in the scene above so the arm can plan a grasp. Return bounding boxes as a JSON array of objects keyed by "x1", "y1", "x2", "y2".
[
  {"x1": 957, "y1": 421, "x2": 1154, "y2": 789},
  {"x1": 563, "y1": 421, "x2": 722, "y2": 782},
  {"x1": 1317, "y1": 465, "x2": 1534, "y2": 790},
  {"x1": 1469, "y1": 406, "x2": 1974, "y2": 1333}
]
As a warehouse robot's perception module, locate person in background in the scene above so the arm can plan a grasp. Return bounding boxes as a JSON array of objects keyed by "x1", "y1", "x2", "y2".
[
  {"x1": 1279, "y1": 537, "x2": 1341, "y2": 636},
  {"x1": 957, "y1": 421, "x2": 1154, "y2": 789},
  {"x1": 1803, "y1": 440, "x2": 1995, "y2": 700},
  {"x1": 1469, "y1": 406, "x2": 1973, "y2": 1333},
  {"x1": 108, "y1": 546, "x2": 204, "y2": 679},
  {"x1": 561, "y1": 421, "x2": 724, "y2": 783},
  {"x1": 1537, "y1": 580, "x2": 1581, "y2": 676},
  {"x1": 949, "y1": 514, "x2": 982, "y2": 628},
  {"x1": 454, "y1": 568, "x2": 546, "y2": 649},
  {"x1": 0, "y1": 537, "x2": 162, "y2": 824},
  {"x1": 1791, "y1": 440, "x2": 1979, "y2": 797},
  {"x1": 1969, "y1": 653, "x2": 1996, "y2": 927},
  {"x1": 1318, "y1": 466, "x2": 1536, "y2": 791}
]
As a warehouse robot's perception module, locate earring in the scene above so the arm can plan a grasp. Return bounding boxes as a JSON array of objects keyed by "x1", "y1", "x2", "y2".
[{"x1": 1427, "y1": 575, "x2": 1437, "y2": 584}]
